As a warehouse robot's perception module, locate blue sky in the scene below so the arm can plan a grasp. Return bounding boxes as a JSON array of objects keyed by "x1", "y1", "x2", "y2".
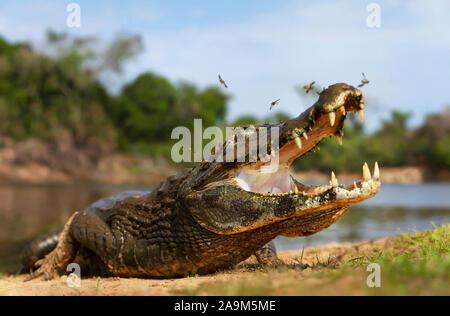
[{"x1": 0, "y1": 0, "x2": 449, "y2": 131}]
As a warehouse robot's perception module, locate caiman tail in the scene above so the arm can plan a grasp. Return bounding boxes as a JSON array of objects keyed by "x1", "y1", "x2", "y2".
[{"x1": 21, "y1": 228, "x2": 62, "y2": 271}]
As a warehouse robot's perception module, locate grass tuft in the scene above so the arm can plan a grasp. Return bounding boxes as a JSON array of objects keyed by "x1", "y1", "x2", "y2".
[{"x1": 172, "y1": 224, "x2": 449, "y2": 296}]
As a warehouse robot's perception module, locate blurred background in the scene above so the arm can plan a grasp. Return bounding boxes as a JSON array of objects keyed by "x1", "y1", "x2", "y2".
[{"x1": 0, "y1": 0, "x2": 448, "y2": 273}]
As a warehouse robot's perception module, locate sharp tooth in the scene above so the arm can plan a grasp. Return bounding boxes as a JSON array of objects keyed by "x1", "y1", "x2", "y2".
[
  {"x1": 354, "y1": 181, "x2": 357, "y2": 189},
  {"x1": 303, "y1": 132, "x2": 308, "y2": 140},
  {"x1": 335, "y1": 135, "x2": 343, "y2": 146},
  {"x1": 363, "y1": 162, "x2": 371, "y2": 181},
  {"x1": 329, "y1": 112, "x2": 336, "y2": 126},
  {"x1": 295, "y1": 136, "x2": 302, "y2": 149},
  {"x1": 295, "y1": 186, "x2": 299, "y2": 194},
  {"x1": 373, "y1": 161, "x2": 380, "y2": 180},
  {"x1": 339, "y1": 107, "x2": 346, "y2": 115},
  {"x1": 331, "y1": 171, "x2": 339, "y2": 187},
  {"x1": 357, "y1": 110, "x2": 364, "y2": 122}
]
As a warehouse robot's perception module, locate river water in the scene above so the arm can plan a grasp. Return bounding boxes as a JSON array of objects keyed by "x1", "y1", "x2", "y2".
[{"x1": 0, "y1": 183, "x2": 448, "y2": 273}]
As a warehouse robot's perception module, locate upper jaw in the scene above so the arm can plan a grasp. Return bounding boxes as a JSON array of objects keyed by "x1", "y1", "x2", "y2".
[
  {"x1": 276, "y1": 83, "x2": 365, "y2": 166},
  {"x1": 231, "y1": 83, "x2": 379, "y2": 203},
  {"x1": 235, "y1": 83, "x2": 365, "y2": 172},
  {"x1": 193, "y1": 83, "x2": 373, "y2": 199}
]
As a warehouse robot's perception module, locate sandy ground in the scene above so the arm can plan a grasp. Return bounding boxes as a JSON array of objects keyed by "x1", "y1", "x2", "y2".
[{"x1": 0, "y1": 238, "x2": 388, "y2": 296}]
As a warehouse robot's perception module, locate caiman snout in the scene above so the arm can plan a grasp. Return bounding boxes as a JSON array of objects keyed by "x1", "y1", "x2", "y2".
[{"x1": 184, "y1": 83, "x2": 379, "y2": 236}]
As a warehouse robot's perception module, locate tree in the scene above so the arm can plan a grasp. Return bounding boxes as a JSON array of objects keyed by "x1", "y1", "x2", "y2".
[
  {"x1": 44, "y1": 30, "x2": 143, "y2": 76},
  {"x1": 111, "y1": 73, "x2": 230, "y2": 155},
  {"x1": 0, "y1": 36, "x2": 114, "y2": 144},
  {"x1": 363, "y1": 111, "x2": 411, "y2": 166},
  {"x1": 111, "y1": 73, "x2": 177, "y2": 148}
]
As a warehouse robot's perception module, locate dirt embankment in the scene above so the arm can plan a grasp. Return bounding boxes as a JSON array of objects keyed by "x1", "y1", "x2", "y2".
[{"x1": 0, "y1": 134, "x2": 176, "y2": 184}]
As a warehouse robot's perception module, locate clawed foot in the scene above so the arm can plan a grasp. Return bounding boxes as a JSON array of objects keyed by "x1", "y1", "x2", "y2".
[
  {"x1": 254, "y1": 241, "x2": 282, "y2": 267},
  {"x1": 25, "y1": 212, "x2": 79, "y2": 282},
  {"x1": 25, "y1": 252, "x2": 64, "y2": 281}
]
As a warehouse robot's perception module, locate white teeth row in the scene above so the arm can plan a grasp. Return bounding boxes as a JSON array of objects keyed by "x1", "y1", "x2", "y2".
[
  {"x1": 257, "y1": 162, "x2": 380, "y2": 197},
  {"x1": 329, "y1": 162, "x2": 380, "y2": 189},
  {"x1": 363, "y1": 161, "x2": 380, "y2": 181},
  {"x1": 328, "y1": 106, "x2": 364, "y2": 127},
  {"x1": 294, "y1": 130, "x2": 310, "y2": 150},
  {"x1": 328, "y1": 106, "x2": 365, "y2": 145},
  {"x1": 293, "y1": 105, "x2": 365, "y2": 160}
]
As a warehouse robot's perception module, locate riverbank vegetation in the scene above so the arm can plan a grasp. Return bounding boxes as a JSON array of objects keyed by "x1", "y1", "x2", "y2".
[
  {"x1": 0, "y1": 32, "x2": 448, "y2": 178},
  {"x1": 174, "y1": 224, "x2": 449, "y2": 296}
]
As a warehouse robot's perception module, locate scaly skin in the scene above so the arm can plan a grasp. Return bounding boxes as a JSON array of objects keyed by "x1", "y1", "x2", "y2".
[{"x1": 23, "y1": 83, "x2": 380, "y2": 280}]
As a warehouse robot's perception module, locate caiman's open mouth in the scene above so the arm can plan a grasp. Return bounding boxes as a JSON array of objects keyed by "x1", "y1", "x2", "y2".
[
  {"x1": 184, "y1": 83, "x2": 380, "y2": 236},
  {"x1": 231, "y1": 83, "x2": 380, "y2": 203}
]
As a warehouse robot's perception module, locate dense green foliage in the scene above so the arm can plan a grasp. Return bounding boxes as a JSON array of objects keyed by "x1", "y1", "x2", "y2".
[
  {"x1": 0, "y1": 37, "x2": 113, "y2": 143},
  {"x1": 0, "y1": 34, "x2": 448, "y2": 171},
  {"x1": 110, "y1": 75, "x2": 228, "y2": 156}
]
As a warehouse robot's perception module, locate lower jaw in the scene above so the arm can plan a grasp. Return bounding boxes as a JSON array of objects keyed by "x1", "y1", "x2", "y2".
[
  {"x1": 234, "y1": 161, "x2": 380, "y2": 199},
  {"x1": 279, "y1": 206, "x2": 349, "y2": 237}
]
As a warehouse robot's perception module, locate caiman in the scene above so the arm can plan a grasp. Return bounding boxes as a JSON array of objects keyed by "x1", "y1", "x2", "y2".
[{"x1": 22, "y1": 83, "x2": 380, "y2": 280}]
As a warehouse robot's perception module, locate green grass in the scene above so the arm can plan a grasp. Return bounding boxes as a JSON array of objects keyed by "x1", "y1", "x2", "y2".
[
  {"x1": 173, "y1": 225, "x2": 449, "y2": 296},
  {"x1": 343, "y1": 224, "x2": 449, "y2": 295}
]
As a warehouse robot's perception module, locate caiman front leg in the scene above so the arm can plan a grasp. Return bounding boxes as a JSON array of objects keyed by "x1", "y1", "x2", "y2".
[
  {"x1": 26, "y1": 212, "x2": 80, "y2": 281},
  {"x1": 69, "y1": 212, "x2": 157, "y2": 278},
  {"x1": 26, "y1": 211, "x2": 115, "y2": 280},
  {"x1": 254, "y1": 240, "x2": 282, "y2": 266}
]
